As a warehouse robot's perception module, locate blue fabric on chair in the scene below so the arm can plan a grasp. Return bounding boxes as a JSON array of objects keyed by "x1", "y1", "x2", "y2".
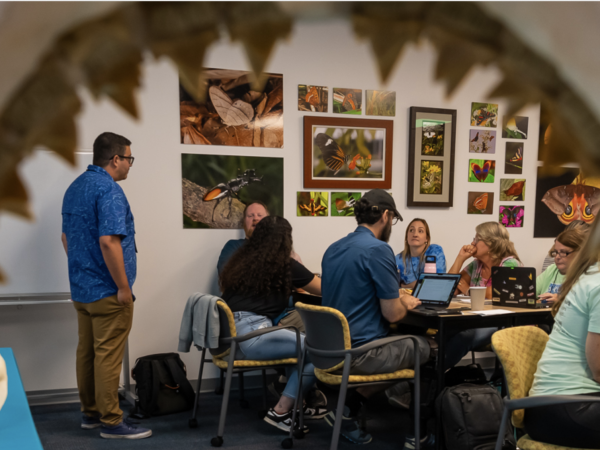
[{"x1": 0, "y1": 348, "x2": 44, "y2": 450}]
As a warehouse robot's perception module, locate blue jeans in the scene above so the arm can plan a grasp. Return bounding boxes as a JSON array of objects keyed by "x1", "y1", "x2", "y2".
[
  {"x1": 444, "y1": 327, "x2": 497, "y2": 370},
  {"x1": 233, "y1": 311, "x2": 316, "y2": 400}
]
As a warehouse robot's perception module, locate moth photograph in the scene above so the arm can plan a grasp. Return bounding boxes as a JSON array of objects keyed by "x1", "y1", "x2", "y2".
[
  {"x1": 467, "y1": 192, "x2": 494, "y2": 214},
  {"x1": 303, "y1": 116, "x2": 393, "y2": 189},
  {"x1": 470, "y1": 102, "x2": 498, "y2": 127},
  {"x1": 333, "y1": 88, "x2": 362, "y2": 114},
  {"x1": 500, "y1": 205, "x2": 525, "y2": 228},
  {"x1": 331, "y1": 192, "x2": 361, "y2": 217},
  {"x1": 181, "y1": 154, "x2": 283, "y2": 229},
  {"x1": 505, "y1": 143, "x2": 524, "y2": 174},
  {"x1": 469, "y1": 159, "x2": 495, "y2": 183},
  {"x1": 297, "y1": 192, "x2": 328, "y2": 217},
  {"x1": 298, "y1": 85, "x2": 328, "y2": 112},
  {"x1": 179, "y1": 68, "x2": 283, "y2": 148},
  {"x1": 500, "y1": 179, "x2": 526, "y2": 201},
  {"x1": 469, "y1": 129, "x2": 496, "y2": 154}
]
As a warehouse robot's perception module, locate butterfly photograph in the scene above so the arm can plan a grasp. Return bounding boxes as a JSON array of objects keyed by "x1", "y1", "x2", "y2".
[
  {"x1": 297, "y1": 192, "x2": 328, "y2": 217},
  {"x1": 469, "y1": 159, "x2": 495, "y2": 183},
  {"x1": 502, "y1": 116, "x2": 529, "y2": 139},
  {"x1": 179, "y1": 68, "x2": 283, "y2": 148},
  {"x1": 298, "y1": 85, "x2": 328, "y2": 113},
  {"x1": 331, "y1": 192, "x2": 361, "y2": 216},
  {"x1": 470, "y1": 102, "x2": 498, "y2": 127},
  {"x1": 469, "y1": 129, "x2": 496, "y2": 154},
  {"x1": 303, "y1": 116, "x2": 393, "y2": 189},
  {"x1": 421, "y1": 121, "x2": 445, "y2": 156},
  {"x1": 500, "y1": 179, "x2": 526, "y2": 201},
  {"x1": 505, "y1": 142, "x2": 524, "y2": 174},
  {"x1": 467, "y1": 192, "x2": 494, "y2": 214},
  {"x1": 181, "y1": 154, "x2": 283, "y2": 229},
  {"x1": 420, "y1": 161, "x2": 443, "y2": 194},
  {"x1": 500, "y1": 205, "x2": 524, "y2": 228},
  {"x1": 333, "y1": 88, "x2": 362, "y2": 114},
  {"x1": 365, "y1": 90, "x2": 396, "y2": 116}
]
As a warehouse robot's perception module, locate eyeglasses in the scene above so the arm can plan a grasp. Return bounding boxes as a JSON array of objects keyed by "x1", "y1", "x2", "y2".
[
  {"x1": 551, "y1": 250, "x2": 574, "y2": 258},
  {"x1": 116, "y1": 155, "x2": 135, "y2": 166},
  {"x1": 473, "y1": 235, "x2": 480, "y2": 244},
  {"x1": 386, "y1": 211, "x2": 400, "y2": 225}
]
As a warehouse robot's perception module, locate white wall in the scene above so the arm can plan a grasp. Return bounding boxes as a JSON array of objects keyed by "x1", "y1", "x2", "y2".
[{"x1": 0, "y1": 20, "x2": 548, "y2": 392}]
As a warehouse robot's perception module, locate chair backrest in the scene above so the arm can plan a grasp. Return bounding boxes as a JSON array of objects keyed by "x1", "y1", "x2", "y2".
[
  {"x1": 491, "y1": 326, "x2": 549, "y2": 428},
  {"x1": 295, "y1": 302, "x2": 351, "y2": 371},
  {"x1": 209, "y1": 300, "x2": 237, "y2": 358}
]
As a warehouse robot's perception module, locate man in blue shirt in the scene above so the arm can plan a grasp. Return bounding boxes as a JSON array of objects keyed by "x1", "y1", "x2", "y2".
[
  {"x1": 321, "y1": 189, "x2": 430, "y2": 445},
  {"x1": 61, "y1": 132, "x2": 151, "y2": 440}
]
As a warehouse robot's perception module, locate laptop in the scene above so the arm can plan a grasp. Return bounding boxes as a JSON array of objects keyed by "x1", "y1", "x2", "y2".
[
  {"x1": 411, "y1": 273, "x2": 462, "y2": 313},
  {"x1": 491, "y1": 266, "x2": 537, "y2": 309}
]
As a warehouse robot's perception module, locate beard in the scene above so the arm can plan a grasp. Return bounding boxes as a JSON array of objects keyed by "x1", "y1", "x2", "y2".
[{"x1": 380, "y1": 218, "x2": 393, "y2": 243}]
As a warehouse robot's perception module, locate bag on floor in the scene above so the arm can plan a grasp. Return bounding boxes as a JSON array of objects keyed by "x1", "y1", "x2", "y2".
[
  {"x1": 435, "y1": 383, "x2": 516, "y2": 450},
  {"x1": 444, "y1": 363, "x2": 488, "y2": 387},
  {"x1": 131, "y1": 352, "x2": 195, "y2": 417}
]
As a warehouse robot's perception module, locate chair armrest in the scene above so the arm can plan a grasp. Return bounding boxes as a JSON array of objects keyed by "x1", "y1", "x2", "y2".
[
  {"x1": 505, "y1": 394, "x2": 600, "y2": 411},
  {"x1": 220, "y1": 325, "x2": 300, "y2": 344},
  {"x1": 306, "y1": 334, "x2": 420, "y2": 358}
]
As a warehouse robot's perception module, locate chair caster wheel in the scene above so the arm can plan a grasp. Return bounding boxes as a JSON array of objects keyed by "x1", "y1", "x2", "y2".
[
  {"x1": 215, "y1": 387, "x2": 224, "y2": 395},
  {"x1": 281, "y1": 437, "x2": 293, "y2": 449},
  {"x1": 239, "y1": 399, "x2": 249, "y2": 409},
  {"x1": 293, "y1": 429, "x2": 305, "y2": 439},
  {"x1": 188, "y1": 418, "x2": 198, "y2": 428},
  {"x1": 211, "y1": 436, "x2": 223, "y2": 447}
]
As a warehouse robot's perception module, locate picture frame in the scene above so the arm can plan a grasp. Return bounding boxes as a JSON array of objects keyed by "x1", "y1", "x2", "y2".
[
  {"x1": 303, "y1": 116, "x2": 393, "y2": 189},
  {"x1": 407, "y1": 106, "x2": 457, "y2": 207}
]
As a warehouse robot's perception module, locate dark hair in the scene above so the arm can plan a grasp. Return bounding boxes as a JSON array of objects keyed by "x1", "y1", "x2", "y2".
[
  {"x1": 220, "y1": 216, "x2": 292, "y2": 297},
  {"x1": 243, "y1": 201, "x2": 270, "y2": 217},
  {"x1": 354, "y1": 198, "x2": 384, "y2": 225},
  {"x1": 93, "y1": 132, "x2": 131, "y2": 167}
]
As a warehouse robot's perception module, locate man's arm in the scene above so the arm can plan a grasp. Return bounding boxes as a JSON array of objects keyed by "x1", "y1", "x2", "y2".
[
  {"x1": 99, "y1": 235, "x2": 132, "y2": 306},
  {"x1": 586, "y1": 331, "x2": 600, "y2": 384},
  {"x1": 61, "y1": 233, "x2": 68, "y2": 255},
  {"x1": 380, "y1": 291, "x2": 421, "y2": 323}
]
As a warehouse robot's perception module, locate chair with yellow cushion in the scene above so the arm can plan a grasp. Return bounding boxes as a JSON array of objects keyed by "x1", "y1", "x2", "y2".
[
  {"x1": 191, "y1": 300, "x2": 302, "y2": 448},
  {"x1": 295, "y1": 302, "x2": 423, "y2": 450},
  {"x1": 491, "y1": 326, "x2": 600, "y2": 450}
]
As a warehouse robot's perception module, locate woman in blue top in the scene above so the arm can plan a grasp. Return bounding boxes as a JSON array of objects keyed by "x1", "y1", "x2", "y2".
[{"x1": 395, "y1": 218, "x2": 446, "y2": 288}]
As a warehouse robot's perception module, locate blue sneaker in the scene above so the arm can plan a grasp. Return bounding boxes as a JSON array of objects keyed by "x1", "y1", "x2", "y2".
[
  {"x1": 324, "y1": 407, "x2": 372, "y2": 444},
  {"x1": 81, "y1": 414, "x2": 101, "y2": 429},
  {"x1": 100, "y1": 419, "x2": 152, "y2": 439}
]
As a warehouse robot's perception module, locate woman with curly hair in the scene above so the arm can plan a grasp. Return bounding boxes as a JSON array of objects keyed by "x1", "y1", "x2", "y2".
[{"x1": 220, "y1": 215, "x2": 326, "y2": 433}]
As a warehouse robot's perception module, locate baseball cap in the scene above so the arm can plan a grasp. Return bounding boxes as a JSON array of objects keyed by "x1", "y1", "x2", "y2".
[{"x1": 362, "y1": 189, "x2": 403, "y2": 222}]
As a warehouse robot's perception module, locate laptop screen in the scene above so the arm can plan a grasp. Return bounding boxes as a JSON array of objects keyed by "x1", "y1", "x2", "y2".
[{"x1": 413, "y1": 274, "x2": 461, "y2": 304}]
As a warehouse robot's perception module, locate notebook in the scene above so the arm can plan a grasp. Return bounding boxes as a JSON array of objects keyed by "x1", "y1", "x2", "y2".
[
  {"x1": 412, "y1": 273, "x2": 462, "y2": 312},
  {"x1": 491, "y1": 266, "x2": 537, "y2": 309}
]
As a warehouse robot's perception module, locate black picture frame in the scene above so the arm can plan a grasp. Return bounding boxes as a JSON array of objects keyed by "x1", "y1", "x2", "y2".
[{"x1": 407, "y1": 106, "x2": 457, "y2": 207}]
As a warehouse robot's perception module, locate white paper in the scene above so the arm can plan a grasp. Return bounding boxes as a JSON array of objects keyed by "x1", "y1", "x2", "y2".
[{"x1": 473, "y1": 309, "x2": 512, "y2": 316}]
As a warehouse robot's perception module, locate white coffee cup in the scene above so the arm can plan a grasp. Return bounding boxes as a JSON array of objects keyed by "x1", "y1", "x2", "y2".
[{"x1": 469, "y1": 287, "x2": 487, "y2": 310}]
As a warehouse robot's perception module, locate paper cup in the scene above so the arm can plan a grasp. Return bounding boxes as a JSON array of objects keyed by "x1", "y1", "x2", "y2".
[{"x1": 469, "y1": 287, "x2": 487, "y2": 310}]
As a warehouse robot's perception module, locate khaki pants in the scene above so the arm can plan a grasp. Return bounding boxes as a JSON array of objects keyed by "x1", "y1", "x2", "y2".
[{"x1": 74, "y1": 295, "x2": 133, "y2": 426}]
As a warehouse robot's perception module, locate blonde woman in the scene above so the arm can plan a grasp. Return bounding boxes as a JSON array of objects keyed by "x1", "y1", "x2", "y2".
[
  {"x1": 526, "y1": 238, "x2": 600, "y2": 448},
  {"x1": 445, "y1": 222, "x2": 522, "y2": 369}
]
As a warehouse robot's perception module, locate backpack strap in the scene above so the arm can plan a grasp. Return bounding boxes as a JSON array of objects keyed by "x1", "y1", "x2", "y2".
[
  {"x1": 165, "y1": 357, "x2": 196, "y2": 407},
  {"x1": 148, "y1": 360, "x2": 162, "y2": 415}
]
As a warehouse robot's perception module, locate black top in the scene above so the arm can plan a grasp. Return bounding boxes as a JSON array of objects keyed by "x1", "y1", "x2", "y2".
[{"x1": 222, "y1": 259, "x2": 315, "y2": 319}]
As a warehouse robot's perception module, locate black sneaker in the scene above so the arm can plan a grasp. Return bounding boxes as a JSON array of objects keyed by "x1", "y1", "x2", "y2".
[
  {"x1": 302, "y1": 405, "x2": 328, "y2": 420},
  {"x1": 306, "y1": 388, "x2": 328, "y2": 408},
  {"x1": 324, "y1": 407, "x2": 372, "y2": 444},
  {"x1": 264, "y1": 408, "x2": 309, "y2": 434}
]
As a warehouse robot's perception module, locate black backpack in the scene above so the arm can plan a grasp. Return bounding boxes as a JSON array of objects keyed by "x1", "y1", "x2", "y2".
[
  {"x1": 131, "y1": 353, "x2": 195, "y2": 417},
  {"x1": 435, "y1": 383, "x2": 516, "y2": 450}
]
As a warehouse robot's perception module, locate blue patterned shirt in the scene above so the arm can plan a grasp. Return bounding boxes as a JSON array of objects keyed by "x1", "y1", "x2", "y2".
[
  {"x1": 62, "y1": 165, "x2": 136, "y2": 303},
  {"x1": 395, "y1": 244, "x2": 446, "y2": 285}
]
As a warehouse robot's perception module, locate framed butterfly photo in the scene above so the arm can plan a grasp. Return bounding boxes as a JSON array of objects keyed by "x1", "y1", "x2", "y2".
[
  {"x1": 407, "y1": 107, "x2": 457, "y2": 207},
  {"x1": 469, "y1": 159, "x2": 496, "y2": 183},
  {"x1": 303, "y1": 116, "x2": 393, "y2": 189},
  {"x1": 500, "y1": 205, "x2": 524, "y2": 228}
]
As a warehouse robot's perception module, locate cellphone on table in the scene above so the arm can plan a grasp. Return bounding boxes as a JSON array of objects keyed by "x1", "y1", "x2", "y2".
[{"x1": 424, "y1": 255, "x2": 436, "y2": 274}]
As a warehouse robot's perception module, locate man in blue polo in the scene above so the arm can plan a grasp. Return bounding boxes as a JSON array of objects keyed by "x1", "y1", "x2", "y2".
[
  {"x1": 321, "y1": 189, "x2": 430, "y2": 445},
  {"x1": 61, "y1": 132, "x2": 151, "y2": 440}
]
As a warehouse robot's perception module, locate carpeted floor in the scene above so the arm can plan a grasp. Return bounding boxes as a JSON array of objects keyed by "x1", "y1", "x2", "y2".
[{"x1": 31, "y1": 385, "x2": 416, "y2": 450}]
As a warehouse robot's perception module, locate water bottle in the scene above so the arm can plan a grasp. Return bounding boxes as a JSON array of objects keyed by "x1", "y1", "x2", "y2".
[{"x1": 424, "y1": 255, "x2": 437, "y2": 274}]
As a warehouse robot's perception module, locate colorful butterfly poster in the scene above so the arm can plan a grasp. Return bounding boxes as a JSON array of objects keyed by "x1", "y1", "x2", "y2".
[
  {"x1": 298, "y1": 85, "x2": 328, "y2": 113},
  {"x1": 500, "y1": 179, "x2": 526, "y2": 201},
  {"x1": 365, "y1": 90, "x2": 395, "y2": 116},
  {"x1": 469, "y1": 129, "x2": 496, "y2": 154},
  {"x1": 505, "y1": 143, "x2": 524, "y2": 174},
  {"x1": 333, "y1": 88, "x2": 362, "y2": 114},
  {"x1": 467, "y1": 192, "x2": 494, "y2": 214},
  {"x1": 331, "y1": 192, "x2": 361, "y2": 216},
  {"x1": 468, "y1": 159, "x2": 495, "y2": 183},
  {"x1": 180, "y1": 68, "x2": 283, "y2": 148},
  {"x1": 297, "y1": 192, "x2": 328, "y2": 216},
  {"x1": 470, "y1": 102, "x2": 498, "y2": 127},
  {"x1": 421, "y1": 121, "x2": 445, "y2": 156},
  {"x1": 420, "y1": 161, "x2": 443, "y2": 194},
  {"x1": 502, "y1": 116, "x2": 528, "y2": 139},
  {"x1": 500, "y1": 205, "x2": 524, "y2": 227}
]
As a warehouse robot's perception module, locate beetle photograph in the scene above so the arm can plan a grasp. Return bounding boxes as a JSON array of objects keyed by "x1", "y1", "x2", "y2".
[{"x1": 181, "y1": 154, "x2": 284, "y2": 229}]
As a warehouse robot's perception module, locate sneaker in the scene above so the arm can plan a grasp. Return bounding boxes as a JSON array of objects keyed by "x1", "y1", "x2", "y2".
[
  {"x1": 100, "y1": 419, "x2": 152, "y2": 439},
  {"x1": 385, "y1": 381, "x2": 411, "y2": 410},
  {"x1": 306, "y1": 388, "x2": 328, "y2": 408},
  {"x1": 402, "y1": 433, "x2": 435, "y2": 450},
  {"x1": 264, "y1": 408, "x2": 309, "y2": 434},
  {"x1": 302, "y1": 405, "x2": 328, "y2": 420},
  {"x1": 81, "y1": 414, "x2": 101, "y2": 429},
  {"x1": 324, "y1": 408, "x2": 372, "y2": 444}
]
